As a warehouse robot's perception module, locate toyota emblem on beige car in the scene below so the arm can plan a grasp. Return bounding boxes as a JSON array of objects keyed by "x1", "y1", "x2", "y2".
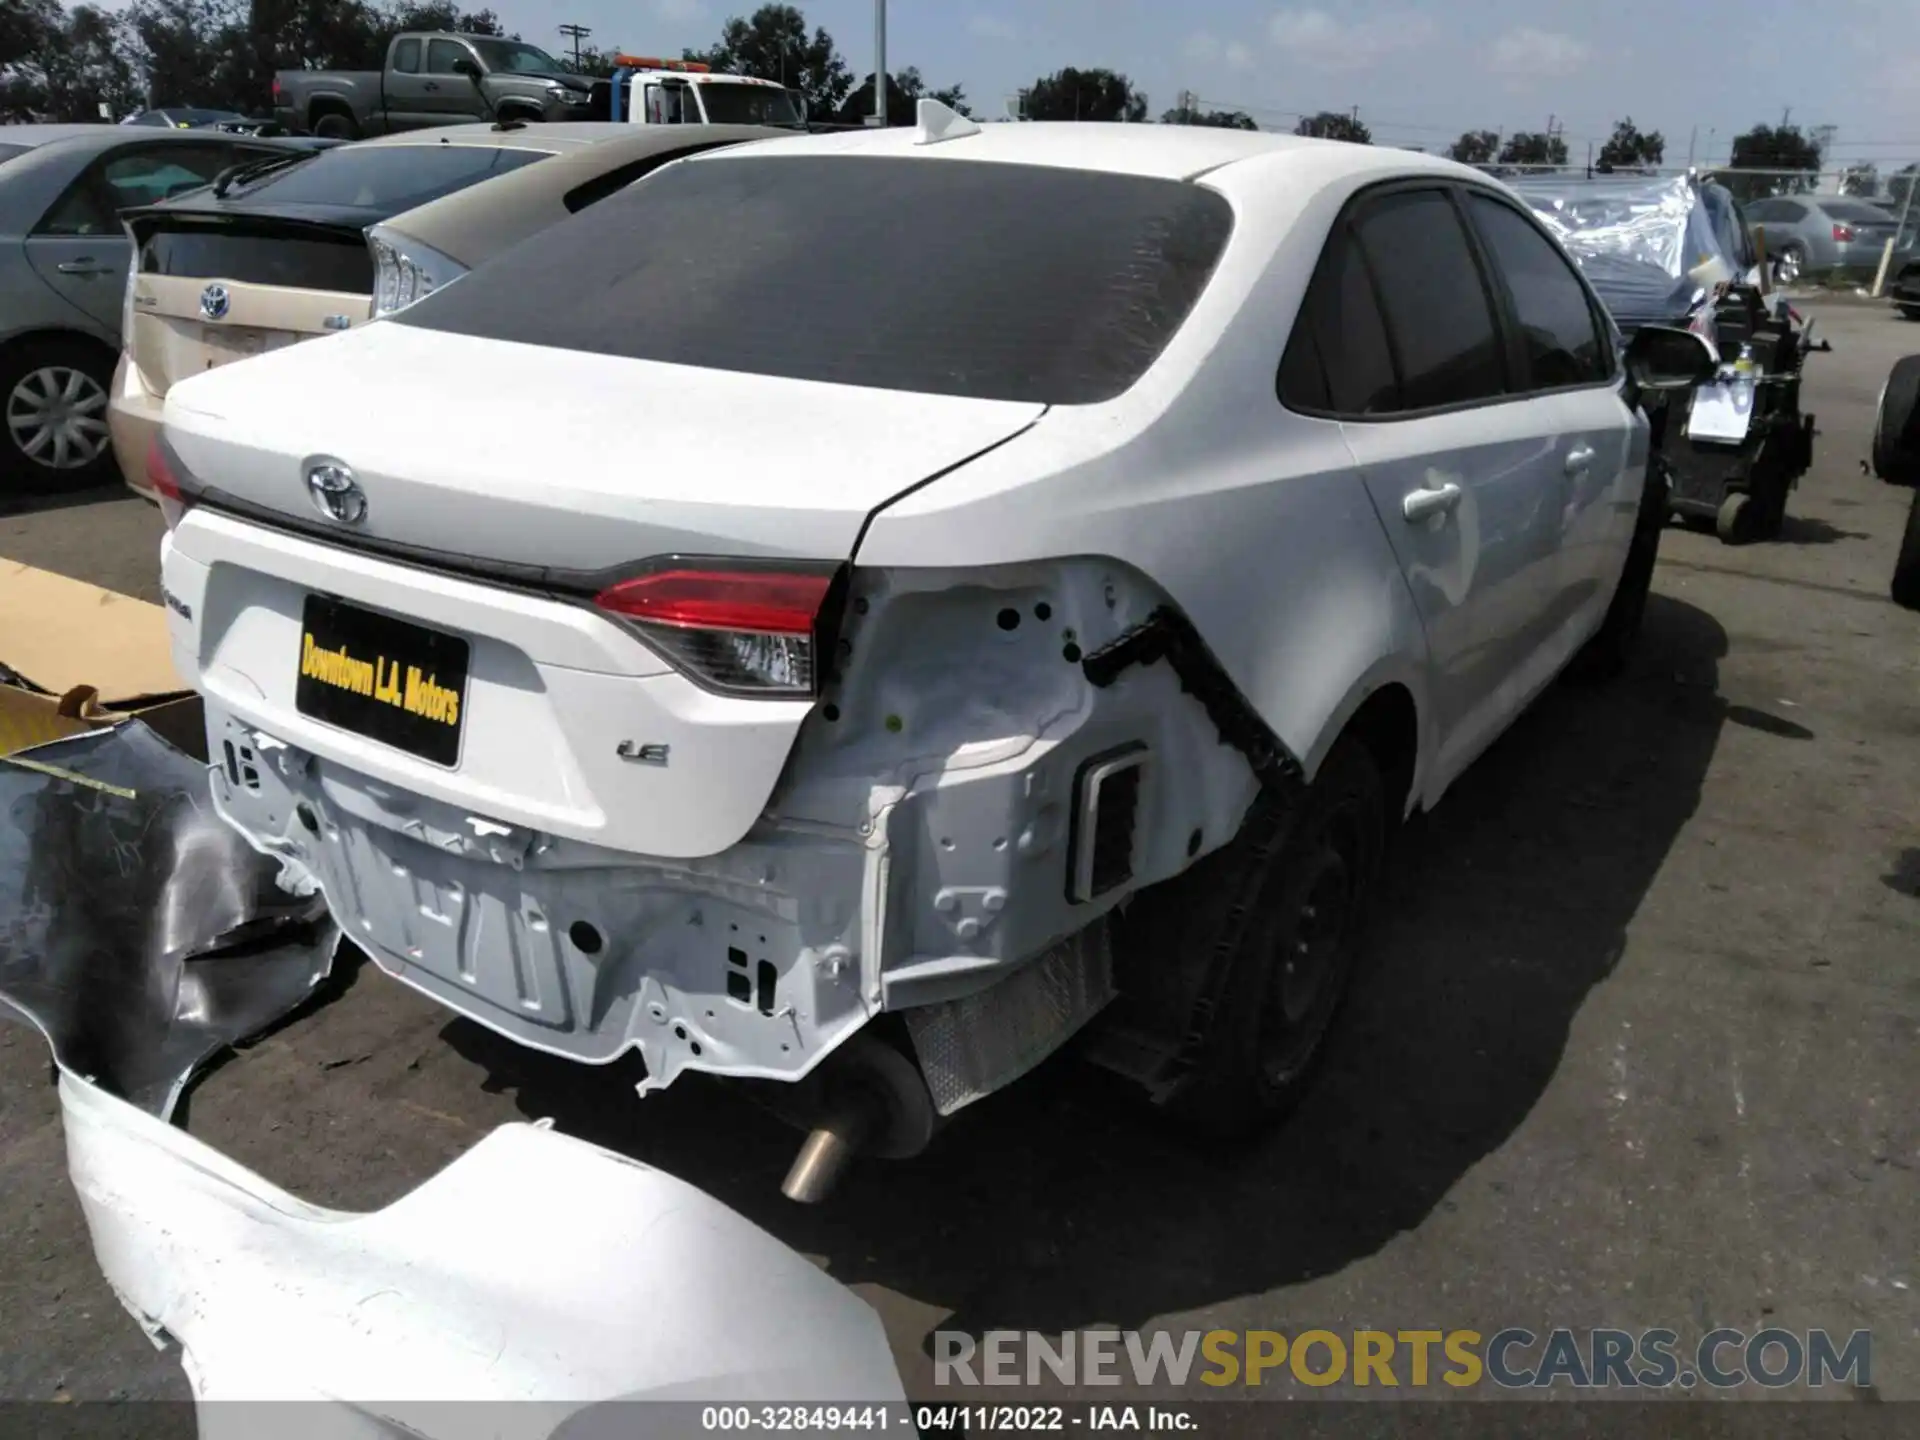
[
  {"x1": 199, "y1": 283, "x2": 231, "y2": 321},
  {"x1": 304, "y1": 459, "x2": 366, "y2": 525}
]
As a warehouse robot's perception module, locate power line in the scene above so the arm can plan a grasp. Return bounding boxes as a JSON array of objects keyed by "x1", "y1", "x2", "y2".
[{"x1": 557, "y1": 22, "x2": 592, "y2": 69}]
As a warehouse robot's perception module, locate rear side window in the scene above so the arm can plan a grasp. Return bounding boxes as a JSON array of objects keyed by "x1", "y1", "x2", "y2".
[
  {"x1": 1466, "y1": 193, "x2": 1608, "y2": 389},
  {"x1": 395, "y1": 155, "x2": 1236, "y2": 405},
  {"x1": 234, "y1": 143, "x2": 548, "y2": 210},
  {"x1": 1280, "y1": 223, "x2": 1397, "y2": 414},
  {"x1": 138, "y1": 223, "x2": 374, "y2": 293},
  {"x1": 1351, "y1": 189, "x2": 1507, "y2": 411}
]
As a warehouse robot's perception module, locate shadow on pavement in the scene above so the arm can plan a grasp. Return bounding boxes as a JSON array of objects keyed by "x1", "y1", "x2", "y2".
[
  {"x1": 443, "y1": 591, "x2": 1732, "y2": 1343},
  {"x1": 0, "y1": 477, "x2": 135, "y2": 519},
  {"x1": 1770, "y1": 516, "x2": 1869, "y2": 547}
]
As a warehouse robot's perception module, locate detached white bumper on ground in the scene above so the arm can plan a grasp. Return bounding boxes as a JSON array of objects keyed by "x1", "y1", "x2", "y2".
[{"x1": 61, "y1": 1066, "x2": 906, "y2": 1432}]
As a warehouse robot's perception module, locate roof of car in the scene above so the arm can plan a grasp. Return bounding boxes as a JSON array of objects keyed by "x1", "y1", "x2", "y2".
[
  {"x1": 1, "y1": 123, "x2": 146, "y2": 149},
  {"x1": 382, "y1": 124, "x2": 792, "y2": 263},
  {"x1": 351, "y1": 122, "x2": 643, "y2": 155},
  {"x1": 699, "y1": 118, "x2": 1479, "y2": 184}
]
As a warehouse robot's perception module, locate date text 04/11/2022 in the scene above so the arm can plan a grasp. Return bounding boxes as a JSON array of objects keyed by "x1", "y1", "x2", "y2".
[{"x1": 698, "y1": 1405, "x2": 1199, "y2": 1434}]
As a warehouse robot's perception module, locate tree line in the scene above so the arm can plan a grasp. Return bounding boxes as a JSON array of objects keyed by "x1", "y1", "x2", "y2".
[{"x1": 1, "y1": 2, "x2": 1908, "y2": 205}]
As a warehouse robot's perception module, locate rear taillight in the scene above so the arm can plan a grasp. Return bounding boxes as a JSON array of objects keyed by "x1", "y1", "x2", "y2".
[
  {"x1": 593, "y1": 565, "x2": 836, "y2": 697},
  {"x1": 271, "y1": 77, "x2": 282, "y2": 101},
  {"x1": 146, "y1": 438, "x2": 196, "y2": 530},
  {"x1": 1833, "y1": 223, "x2": 1854, "y2": 242}
]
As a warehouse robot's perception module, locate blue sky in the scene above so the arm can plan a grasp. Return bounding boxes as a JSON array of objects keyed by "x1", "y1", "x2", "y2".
[{"x1": 492, "y1": 0, "x2": 1919, "y2": 170}]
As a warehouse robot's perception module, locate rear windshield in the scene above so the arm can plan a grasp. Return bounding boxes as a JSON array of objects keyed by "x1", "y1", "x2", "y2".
[
  {"x1": 232, "y1": 142, "x2": 549, "y2": 210},
  {"x1": 394, "y1": 155, "x2": 1235, "y2": 404},
  {"x1": 1826, "y1": 200, "x2": 1895, "y2": 224},
  {"x1": 139, "y1": 222, "x2": 374, "y2": 293},
  {"x1": 695, "y1": 82, "x2": 804, "y2": 128}
]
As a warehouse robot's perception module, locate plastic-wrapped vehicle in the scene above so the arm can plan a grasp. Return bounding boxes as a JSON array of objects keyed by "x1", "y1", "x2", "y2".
[{"x1": 1511, "y1": 172, "x2": 1827, "y2": 543}]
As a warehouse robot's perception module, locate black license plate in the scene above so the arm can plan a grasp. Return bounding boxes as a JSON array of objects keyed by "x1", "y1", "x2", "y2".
[{"x1": 294, "y1": 595, "x2": 469, "y2": 767}]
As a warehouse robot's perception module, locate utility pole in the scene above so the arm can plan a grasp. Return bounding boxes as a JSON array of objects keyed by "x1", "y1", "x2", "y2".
[
  {"x1": 557, "y1": 22, "x2": 591, "y2": 70},
  {"x1": 872, "y1": 0, "x2": 887, "y2": 126},
  {"x1": 1686, "y1": 124, "x2": 1696, "y2": 168}
]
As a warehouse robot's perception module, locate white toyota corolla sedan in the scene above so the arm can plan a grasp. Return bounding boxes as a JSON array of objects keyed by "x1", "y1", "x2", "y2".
[{"x1": 147, "y1": 105, "x2": 1712, "y2": 1197}]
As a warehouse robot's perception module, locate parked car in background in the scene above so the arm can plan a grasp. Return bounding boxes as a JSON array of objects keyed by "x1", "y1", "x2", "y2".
[
  {"x1": 150, "y1": 115, "x2": 1714, "y2": 1199},
  {"x1": 1885, "y1": 208, "x2": 1920, "y2": 319},
  {"x1": 1744, "y1": 195, "x2": 1899, "y2": 282},
  {"x1": 123, "y1": 108, "x2": 254, "y2": 130},
  {"x1": 272, "y1": 31, "x2": 597, "y2": 138},
  {"x1": 0, "y1": 126, "x2": 323, "y2": 487},
  {"x1": 110, "y1": 122, "x2": 783, "y2": 497}
]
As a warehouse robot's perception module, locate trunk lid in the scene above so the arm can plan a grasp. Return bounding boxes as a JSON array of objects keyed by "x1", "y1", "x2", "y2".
[
  {"x1": 126, "y1": 212, "x2": 373, "y2": 400},
  {"x1": 162, "y1": 318, "x2": 1048, "y2": 570}
]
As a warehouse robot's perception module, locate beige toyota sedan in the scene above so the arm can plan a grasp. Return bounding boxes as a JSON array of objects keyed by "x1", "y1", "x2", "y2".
[{"x1": 112, "y1": 121, "x2": 784, "y2": 497}]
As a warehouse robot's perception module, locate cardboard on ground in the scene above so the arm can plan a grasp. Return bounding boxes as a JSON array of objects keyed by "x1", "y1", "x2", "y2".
[{"x1": 0, "y1": 561, "x2": 201, "y2": 758}]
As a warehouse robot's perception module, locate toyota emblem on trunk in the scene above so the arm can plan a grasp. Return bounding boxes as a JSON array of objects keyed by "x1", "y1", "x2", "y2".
[
  {"x1": 199, "y1": 283, "x2": 230, "y2": 320},
  {"x1": 305, "y1": 459, "x2": 367, "y2": 525}
]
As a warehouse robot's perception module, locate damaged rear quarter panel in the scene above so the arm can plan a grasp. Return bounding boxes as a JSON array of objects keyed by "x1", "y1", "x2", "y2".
[{"x1": 850, "y1": 154, "x2": 1432, "y2": 806}]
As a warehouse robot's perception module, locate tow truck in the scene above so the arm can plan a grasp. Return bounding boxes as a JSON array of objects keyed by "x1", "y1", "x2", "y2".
[{"x1": 606, "y1": 55, "x2": 808, "y2": 130}]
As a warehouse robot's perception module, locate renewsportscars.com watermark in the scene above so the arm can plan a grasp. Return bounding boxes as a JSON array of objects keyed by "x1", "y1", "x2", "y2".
[{"x1": 934, "y1": 1328, "x2": 1873, "y2": 1391}]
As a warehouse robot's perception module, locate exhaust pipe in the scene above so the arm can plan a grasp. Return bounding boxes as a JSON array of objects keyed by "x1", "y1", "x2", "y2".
[
  {"x1": 769, "y1": 1033, "x2": 937, "y2": 1204},
  {"x1": 781, "y1": 1097, "x2": 881, "y2": 1204}
]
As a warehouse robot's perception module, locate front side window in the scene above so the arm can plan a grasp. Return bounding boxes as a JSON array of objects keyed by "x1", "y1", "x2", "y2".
[
  {"x1": 645, "y1": 84, "x2": 692, "y2": 125},
  {"x1": 425, "y1": 39, "x2": 472, "y2": 75},
  {"x1": 1351, "y1": 189, "x2": 1507, "y2": 411},
  {"x1": 392, "y1": 39, "x2": 422, "y2": 74},
  {"x1": 1466, "y1": 193, "x2": 1608, "y2": 390},
  {"x1": 394, "y1": 155, "x2": 1236, "y2": 405}
]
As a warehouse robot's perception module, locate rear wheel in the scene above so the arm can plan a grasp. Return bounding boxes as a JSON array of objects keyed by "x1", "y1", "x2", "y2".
[
  {"x1": 1872, "y1": 356, "x2": 1920, "y2": 485},
  {"x1": 1891, "y1": 486, "x2": 1920, "y2": 611},
  {"x1": 0, "y1": 338, "x2": 115, "y2": 490},
  {"x1": 1897, "y1": 304, "x2": 1920, "y2": 322},
  {"x1": 1150, "y1": 739, "x2": 1386, "y2": 1141},
  {"x1": 1773, "y1": 243, "x2": 1805, "y2": 286},
  {"x1": 311, "y1": 110, "x2": 359, "y2": 140}
]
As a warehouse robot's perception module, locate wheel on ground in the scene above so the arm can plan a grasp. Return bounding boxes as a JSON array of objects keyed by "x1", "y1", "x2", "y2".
[
  {"x1": 1871, "y1": 355, "x2": 1920, "y2": 484},
  {"x1": 1891, "y1": 486, "x2": 1920, "y2": 611},
  {"x1": 1772, "y1": 243, "x2": 1805, "y2": 286},
  {"x1": 1898, "y1": 304, "x2": 1920, "y2": 322},
  {"x1": 312, "y1": 111, "x2": 359, "y2": 140},
  {"x1": 1716, "y1": 491, "x2": 1754, "y2": 544},
  {"x1": 1146, "y1": 738, "x2": 1386, "y2": 1142},
  {"x1": 0, "y1": 337, "x2": 115, "y2": 489},
  {"x1": 1570, "y1": 451, "x2": 1668, "y2": 680}
]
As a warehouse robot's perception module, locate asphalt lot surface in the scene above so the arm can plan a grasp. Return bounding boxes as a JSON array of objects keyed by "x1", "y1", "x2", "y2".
[{"x1": 0, "y1": 298, "x2": 1915, "y2": 1416}]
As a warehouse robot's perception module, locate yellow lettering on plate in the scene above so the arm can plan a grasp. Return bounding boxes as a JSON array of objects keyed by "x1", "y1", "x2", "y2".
[{"x1": 403, "y1": 665, "x2": 459, "y2": 726}]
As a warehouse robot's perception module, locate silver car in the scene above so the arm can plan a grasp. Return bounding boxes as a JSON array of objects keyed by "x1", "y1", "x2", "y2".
[
  {"x1": 1745, "y1": 194, "x2": 1900, "y2": 282},
  {"x1": 0, "y1": 125, "x2": 320, "y2": 487}
]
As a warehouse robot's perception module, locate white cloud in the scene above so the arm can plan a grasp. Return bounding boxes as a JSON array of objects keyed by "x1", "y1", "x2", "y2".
[
  {"x1": 1486, "y1": 27, "x2": 1591, "y2": 79},
  {"x1": 1184, "y1": 31, "x2": 1257, "y2": 71},
  {"x1": 968, "y1": 14, "x2": 1017, "y2": 41},
  {"x1": 1266, "y1": 8, "x2": 1436, "y2": 71}
]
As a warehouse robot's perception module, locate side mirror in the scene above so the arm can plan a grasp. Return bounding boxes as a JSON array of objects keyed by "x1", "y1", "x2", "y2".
[
  {"x1": 1623, "y1": 325, "x2": 1719, "y2": 393},
  {"x1": 451, "y1": 58, "x2": 482, "y2": 84}
]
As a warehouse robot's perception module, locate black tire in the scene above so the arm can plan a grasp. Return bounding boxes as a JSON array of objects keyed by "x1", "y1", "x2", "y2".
[
  {"x1": 1149, "y1": 739, "x2": 1386, "y2": 1142},
  {"x1": 1871, "y1": 355, "x2": 1920, "y2": 485},
  {"x1": 1715, "y1": 491, "x2": 1754, "y2": 544},
  {"x1": 1897, "y1": 305, "x2": 1920, "y2": 322},
  {"x1": 0, "y1": 336, "x2": 117, "y2": 491},
  {"x1": 1891, "y1": 486, "x2": 1920, "y2": 611},
  {"x1": 1570, "y1": 451, "x2": 1667, "y2": 680},
  {"x1": 311, "y1": 110, "x2": 359, "y2": 140}
]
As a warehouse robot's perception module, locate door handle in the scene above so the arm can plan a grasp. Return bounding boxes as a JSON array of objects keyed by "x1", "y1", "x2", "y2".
[
  {"x1": 1402, "y1": 482, "x2": 1463, "y2": 523},
  {"x1": 423, "y1": 81, "x2": 439, "y2": 91},
  {"x1": 55, "y1": 260, "x2": 115, "y2": 276},
  {"x1": 1564, "y1": 444, "x2": 1596, "y2": 474}
]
